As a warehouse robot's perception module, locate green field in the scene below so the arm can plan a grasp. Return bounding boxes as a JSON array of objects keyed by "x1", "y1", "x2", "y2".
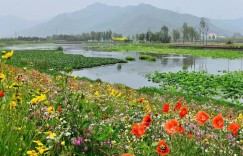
[{"x1": 97, "y1": 43, "x2": 243, "y2": 59}]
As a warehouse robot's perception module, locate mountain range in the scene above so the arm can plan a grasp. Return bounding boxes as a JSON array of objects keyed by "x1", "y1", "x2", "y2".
[{"x1": 1, "y1": 3, "x2": 243, "y2": 37}]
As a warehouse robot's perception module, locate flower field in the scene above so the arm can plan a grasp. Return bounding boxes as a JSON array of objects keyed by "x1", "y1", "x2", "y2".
[{"x1": 0, "y1": 50, "x2": 242, "y2": 155}]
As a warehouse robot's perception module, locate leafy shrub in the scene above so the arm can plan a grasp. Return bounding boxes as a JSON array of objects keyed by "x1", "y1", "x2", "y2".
[{"x1": 125, "y1": 56, "x2": 135, "y2": 61}]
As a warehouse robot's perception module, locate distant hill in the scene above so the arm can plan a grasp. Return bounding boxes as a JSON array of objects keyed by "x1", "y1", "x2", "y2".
[
  {"x1": 210, "y1": 18, "x2": 243, "y2": 35},
  {"x1": 0, "y1": 16, "x2": 45, "y2": 37},
  {"x1": 11, "y1": 3, "x2": 242, "y2": 37}
]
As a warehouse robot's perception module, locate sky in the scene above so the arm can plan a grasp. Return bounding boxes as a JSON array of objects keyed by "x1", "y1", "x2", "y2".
[{"x1": 0, "y1": 0, "x2": 243, "y2": 21}]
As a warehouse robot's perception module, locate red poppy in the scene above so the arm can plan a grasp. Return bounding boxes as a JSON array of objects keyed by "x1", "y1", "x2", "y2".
[
  {"x1": 176, "y1": 125, "x2": 185, "y2": 134},
  {"x1": 131, "y1": 123, "x2": 146, "y2": 137},
  {"x1": 174, "y1": 101, "x2": 182, "y2": 111},
  {"x1": 0, "y1": 90, "x2": 4, "y2": 97},
  {"x1": 162, "y1": 103, "x2": 170, "y2": 113},
  {"x1": 141, "y1": 115, "x2": 152, "y2": 127},
  {"x1": 228, "y1": 123, "x2": 241, "y2": 136},
  {"x1": 195, "y1": 111, "x2": 210, "y2": 125},
  {"x1": 187, "y1": 133, "x2": 194, "y2": 139},
  {"x1": 122, "y1": 154, "x2": 134, "y2": 156},
  {"x1": 212, "y1": 114, "x2": 224, "y2": 129},
  {"x1": 164, "y1": 119, "x2": 179, "y2": 135},
  {"x1": 179, "y1": 107, "x2": 188, "y2": 118},
  {"x1": 137, "y1": 98, "x2": 143, "y2": 103},
  {"x1": 156, "y1": 140, "x2": 170, "y2": 155},
  {"x1": 57, "y1": 106, "x2": 62, "y2": 112}
]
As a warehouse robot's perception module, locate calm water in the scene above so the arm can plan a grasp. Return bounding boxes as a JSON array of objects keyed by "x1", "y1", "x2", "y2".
[{"x1": 5, "y1": 44, "x2": 243, "y2": 89}]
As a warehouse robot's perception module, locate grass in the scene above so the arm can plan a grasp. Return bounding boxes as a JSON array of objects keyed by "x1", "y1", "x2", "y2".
[
  {"x1": 98, "y1": 43, "x2": 243, "y2": 59},
  {"x1": 0, "y1": 49, "x2": 242, "y2": 155}
]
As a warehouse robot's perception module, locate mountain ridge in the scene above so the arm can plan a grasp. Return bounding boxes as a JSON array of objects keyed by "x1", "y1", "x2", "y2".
[{"x1": 1, "y1": 3, "x2": 242, "y2": 37}]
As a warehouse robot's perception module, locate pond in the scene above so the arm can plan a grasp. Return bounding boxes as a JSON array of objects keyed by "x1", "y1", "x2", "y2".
[{"x1": 4, "y1": 44, "x2": 243, "y2": 89}]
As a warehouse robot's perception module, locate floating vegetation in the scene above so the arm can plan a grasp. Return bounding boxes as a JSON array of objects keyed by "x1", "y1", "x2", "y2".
[
  {"x1": 7, "y1": 50, "x2": 126, "y2": 74},
  {"x1": 147, "y1": 70, "x2": 243, "y2": 103},
  {"x1": 139, "y1": 54, "x2": 156, "y2": 61},
  {"x1": 125, "y1": 56, "x2": 136, "y2": 61}
]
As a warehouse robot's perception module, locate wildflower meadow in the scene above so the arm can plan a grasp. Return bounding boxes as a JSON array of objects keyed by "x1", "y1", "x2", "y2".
[{"x1": 0, "y1": 50, "x2": 242, "y2": 155}]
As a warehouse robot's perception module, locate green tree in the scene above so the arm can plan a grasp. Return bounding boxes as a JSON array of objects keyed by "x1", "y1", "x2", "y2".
[
  {"x1": 161, "y1": 25, "x2": 171, "y2": 43},
  {"x1": 172, "y1": 29, "x2": 180, "y2": 43},
  {"x1": 200, "y1": 18, "x2": 209, "y2": 45},
  {"x1": 182, "y1": 23, "x2": 189, "y2": 43},
  {"x1": 146, "y1": 31, "x2": 152, "y2": 42}
]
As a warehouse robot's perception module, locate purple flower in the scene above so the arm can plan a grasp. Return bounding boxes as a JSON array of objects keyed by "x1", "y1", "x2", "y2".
[
  {"x1": 75, "y1": 140, "x2": 81, "y2": 146},
  {"x1": 227, "y1": 133, "x2": 234, "y2": 141},
  {"x1": 84, "y1": 146, "x2": 88, "y2": 151}
]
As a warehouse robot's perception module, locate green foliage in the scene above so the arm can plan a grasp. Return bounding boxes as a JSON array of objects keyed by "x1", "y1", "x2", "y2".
[
  {"x1": 139, "y1": 55, "x2": 156, "y2": 61},
  {"x1": 99, "y1": 43, "x2": 243, "y2": 59},
  {"x1": 7, "y1": 50, "x2": 126, "y2": 74},
  {"x1": 147, "y1": 70, "x2": 243, "y2": 104},
  {"x1": 226, "y1": 40, "x2": 233, "y2": 45},
  {"x1": 161, "y1": 25, "x2": 171, "y2": 43},
  {"x1": 56, "y1": 46, "x2": 64, "y2": 51},
  {"x1": 125, "y1": 56, "x2": 135, "y2": 61}
]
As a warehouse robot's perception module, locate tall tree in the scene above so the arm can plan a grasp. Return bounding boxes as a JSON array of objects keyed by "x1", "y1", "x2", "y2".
[
  {"x1": 161, "y1": 25, "x2": 171, "y2": 43},
  {"x1": 182, "y1": 23, "x2": 189, "y2": 43},
  {"x1": 172, "y1": 29, "x2": 180, "y2": 43},
  {"x1": 199, "y1": 18, "x2": 209, "y2": 45},
  {"x1": 146, "y1": 31, "x2": 152, "y2": 42}
]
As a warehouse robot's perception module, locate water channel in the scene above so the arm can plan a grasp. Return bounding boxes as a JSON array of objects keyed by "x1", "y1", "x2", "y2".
[{"x1": 5, "y1": 44, "x2": 243, "y2": 89}]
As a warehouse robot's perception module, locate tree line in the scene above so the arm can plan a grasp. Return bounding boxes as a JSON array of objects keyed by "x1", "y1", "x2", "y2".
[
  {"x1": 134, "y1": 18, "x2": 208, "y2": 44},
  {"x1": 48, "y1": 30, "x2": 123, "y2": 42},
  {"x1": 15, "y1": 18, "x2": 210, "y2": 44}
]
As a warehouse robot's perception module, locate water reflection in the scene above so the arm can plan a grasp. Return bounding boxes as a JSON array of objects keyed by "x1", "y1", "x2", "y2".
[{"x1": 4, "y1": 44, "x2": 243, "y2": 88}]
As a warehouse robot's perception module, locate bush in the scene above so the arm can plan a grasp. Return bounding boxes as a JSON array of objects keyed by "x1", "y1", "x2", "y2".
[
  {"x1": 226, "y1": 40, "x2": 233, "y2": 45},
  {"x1": 57, "y1": 46, "x2": 64, "y2": 51},
  {"x1": 125, "y1": 56, "x2": 135, "y2": 61},
  {"x1": 139, "y1": 55, "x2": 156, "y2": 62}
]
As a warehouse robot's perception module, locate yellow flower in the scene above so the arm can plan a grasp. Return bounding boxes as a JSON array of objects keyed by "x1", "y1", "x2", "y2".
[
  {"x1": 44, "y1": 131, "x2": 57, "y2": 139},
  {"x1": 27, "y1": 150, "x2": 38, "y2": 156},
  {"x1": 0, "y1": 73, "x2": 6, "y2": 82},
  {"x1": 238, "y1": 113, "x2": 243, "y2": 120},
  {"x1": 14, "y1": 127, "x2": 22, "y2": 131},
  {"x1": 61, "y1": 141, "x2": 65, "y2": 146},
  {"x1": 145, "y1": 104, "x2": 151, "y2": 114},
  {"x1": 2, "y1": 50, "x2": 14, "y2": 59},
  {"x1": 38, "y1": 94, "x2": 46, "y2": 101},
  {"x1": 116, "y1": 92, "x2": 122, "y2": 97},
  {"x1": 36, "y1": 146, "x2": 48, "y2": 154},
  {"x1": 94, "y1": 91, "x2": 99, "y2": 96},
  {"x1": 33, "y1": 140, "x2": 44, "y2": 146},
  {"x1": 47, "y1": 106, "x2": 55, "y2": 115},
  {"x1": 10, "y1": 101, "x2": 17, "y2": 110},
  {"x1": 30, "y1": 94, "x2": 47, "y2": 105},
  {"x1": 30, "y1": 97, "x2": 39, "y2": 105},
  {"x1": 9, "y1": 82, "x2": 20, "y2": 89}
]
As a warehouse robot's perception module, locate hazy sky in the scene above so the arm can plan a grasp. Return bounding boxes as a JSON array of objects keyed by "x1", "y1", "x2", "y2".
[{"x1": 0, "y1": 0, "x2": 243, "y2": 20}]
